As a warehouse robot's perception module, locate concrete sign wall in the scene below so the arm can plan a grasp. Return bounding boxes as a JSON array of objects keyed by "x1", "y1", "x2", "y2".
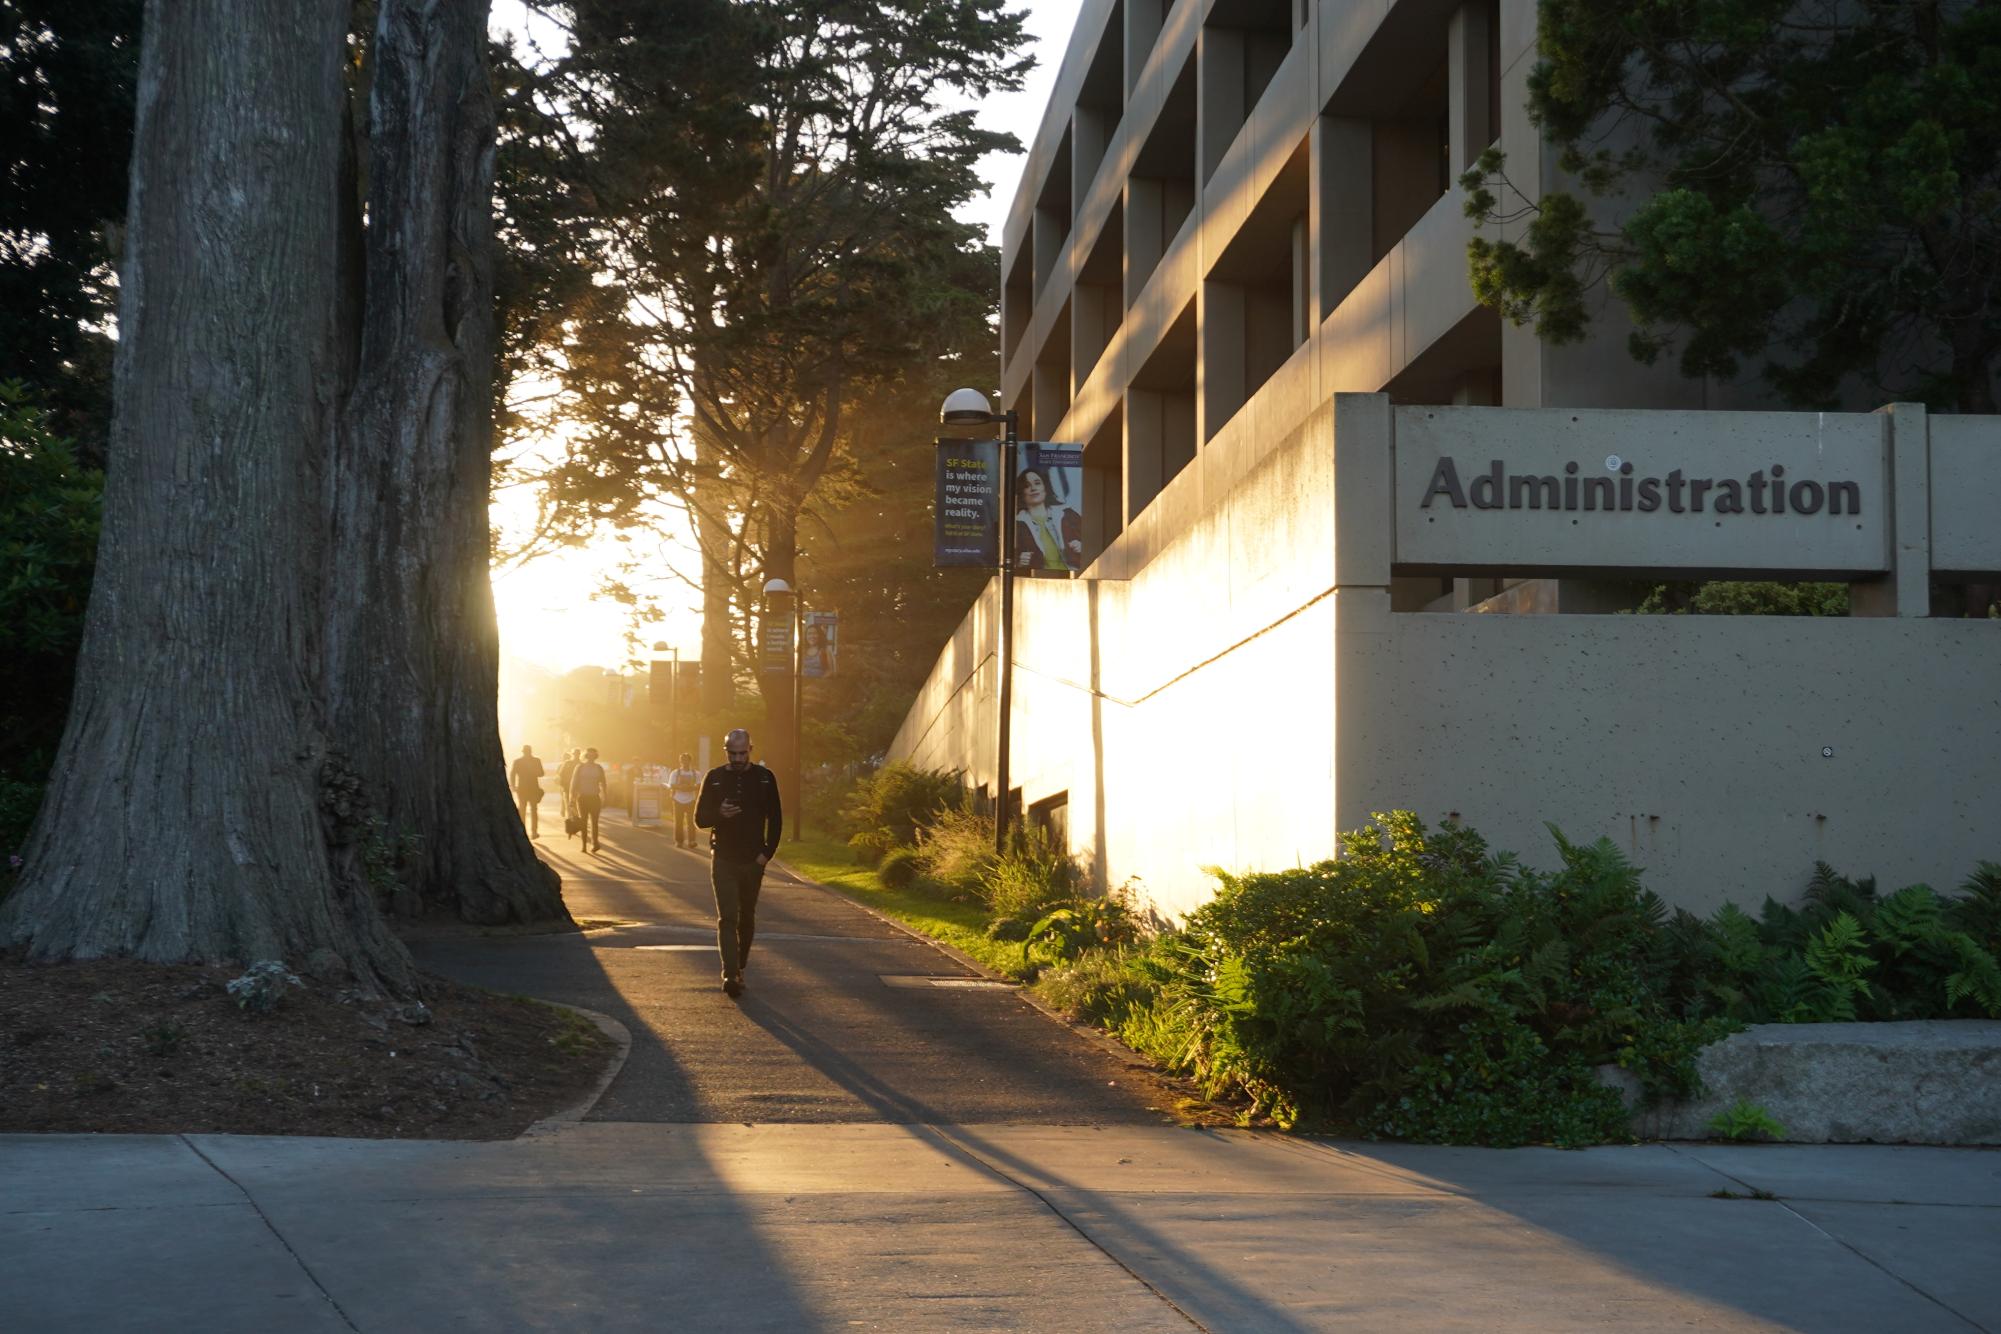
[
  {"x1": 1930, "y1": 415, "x2": 2001, "y2": 575},
  {"x1": 892, "y1": 395, "x2": 2000, "y2": 925},
  {"x1": 1393, "y1": 406, "x2": 1891, "y2": 577}
]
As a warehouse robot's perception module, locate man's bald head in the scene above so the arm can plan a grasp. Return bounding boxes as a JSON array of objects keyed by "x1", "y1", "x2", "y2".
[{"x1": 725, "y1": 729, "x2": 752, "y2": 768}]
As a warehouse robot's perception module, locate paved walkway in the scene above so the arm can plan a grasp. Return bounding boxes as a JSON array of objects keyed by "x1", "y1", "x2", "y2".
[
  {"x1": 4, "y1": 809, "x2": 1998, "y2": 1331},
  {"x1": 5, "y1": 1129, "x2": 1995, "y2": 1330},
  {"x1": 410, "y1": 812, "x2": 1187, "y2": 1123}
]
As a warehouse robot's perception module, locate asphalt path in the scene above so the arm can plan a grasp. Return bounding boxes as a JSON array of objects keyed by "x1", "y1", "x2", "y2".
[{"x1": 411, "y1": 804, "x2": 1186, "y2": 1125}]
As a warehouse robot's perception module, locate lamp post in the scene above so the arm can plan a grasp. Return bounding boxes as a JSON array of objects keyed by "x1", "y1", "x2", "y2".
[
  {"x1": 651, "y1": 640, "x2": 681, "y2": 760},
  {"x1": 939, "y1": 387, "x2": 1018, "y2": 855},
  {"x1": 761, "y1": 577, "x2": 802, "y2": 843}
]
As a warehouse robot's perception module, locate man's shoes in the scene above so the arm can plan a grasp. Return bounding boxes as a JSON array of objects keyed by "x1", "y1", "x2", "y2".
[{"x1": 722, "y1": 974, "x2": 743, "y2": 998}]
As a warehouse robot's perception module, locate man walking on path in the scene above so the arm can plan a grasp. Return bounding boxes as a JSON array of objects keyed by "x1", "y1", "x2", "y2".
[
  {"x1": 509, "y1": 744, "x2": 545, "y2": 838},
  {"x1": 556, "y1": 748, "x2": 581, "y2": 840},
  {"x1": 568, "y1": 747, "x2": 607, "y2": 854},
  {"x1": 668, "y1": 751, "x2": 702, "y2": 849},
  {"x1": 695, "y1": 728, "x2": 783, "y2": 997}
]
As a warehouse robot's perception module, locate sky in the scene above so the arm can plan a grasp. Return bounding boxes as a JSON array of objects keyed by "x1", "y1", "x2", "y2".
[{"x1": 487, "y1": 3, "x2": 1075, "y2": 684}]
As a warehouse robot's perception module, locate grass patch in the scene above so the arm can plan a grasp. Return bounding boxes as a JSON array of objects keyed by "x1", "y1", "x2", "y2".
[{"x1": 781, "y1": 838, "x2": 1040, "y2": 980}]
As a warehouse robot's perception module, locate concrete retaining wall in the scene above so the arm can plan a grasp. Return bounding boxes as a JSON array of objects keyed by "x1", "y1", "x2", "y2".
[{"x1": 1603, "y1": 1021, "x2": 2001, "y2": 1146}]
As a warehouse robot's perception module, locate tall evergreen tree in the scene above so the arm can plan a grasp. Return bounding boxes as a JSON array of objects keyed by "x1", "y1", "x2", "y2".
[
  {"x1": 0, "y1": 0, "x2": 416, "y2": 990},
  {"x1": 502, "y1": 0, "x2": 1026, "y2": 804}
]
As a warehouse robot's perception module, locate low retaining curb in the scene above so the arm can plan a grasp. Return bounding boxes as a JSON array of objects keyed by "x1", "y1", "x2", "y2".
[{"x1": 1601, "y1": 1019, "x2": 2001, "y2": 1144}]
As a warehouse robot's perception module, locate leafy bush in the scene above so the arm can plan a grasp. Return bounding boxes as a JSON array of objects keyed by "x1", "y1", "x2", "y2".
[
  {"x1": 1136, "y1": 814, "x2": 1745, "y2": 1141},
  {"x1": 0, "y1": 383, "x2": 102, "y2": 857},
  {"x1": 1635, "y1": 581, "x2": 1848, "y2": 616},
  {"x1": 1022, "y1": 896, "x2": 1139, "y2": 968},
  {"x1": 983, "y1": 827, "x2": 1083, "y2": 920},
  {"x1": 847, "y1": 829, "x2": 892, "y2": 867},
  {"x1": 1707, "y1": 1100, "x2": 1787, "y2": 1142},
  {"x1": 841, "y1": 763, "x2": 964, "y2": 850},
  {"x1": 1032, "y1": 947, "x2": 1161, "y2": 1025},
  {"x1": 1667, "y1": 863, "x2": 2001, "y2": 1023},
  {"x1": 877, "y1": 845, "x2": 922, "y2": 889},
  {"x1": 913, "y1": 807, "x2": 997, "y2": 893}
]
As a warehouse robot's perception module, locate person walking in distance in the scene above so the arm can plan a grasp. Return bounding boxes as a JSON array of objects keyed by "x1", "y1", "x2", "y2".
[
  {"x1": 556, "y1": 748, "x2": 581, "y2": 841},
  {"x1": 568, "y1": 746, "x2": 608, "y2": 854},
  {"x1": 668, "y1": 751, "x2": 702, "y2": 849},
  {"x1": 510, "y1": 744, "x2": 546, "y2": 838},
  {"x1": 694, "y1": 728, "x2": 782, "y2": 997}
]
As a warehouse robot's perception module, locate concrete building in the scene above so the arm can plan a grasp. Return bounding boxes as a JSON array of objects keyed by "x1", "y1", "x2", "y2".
[{"x1": 891, "y1": 0, "x2": 2001, "y2": 921}]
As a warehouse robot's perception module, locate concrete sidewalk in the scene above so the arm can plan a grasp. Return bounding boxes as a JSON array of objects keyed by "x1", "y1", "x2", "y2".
[{"x1": 4, "y1": 1125, "x2": 1995, "y2": 1331}]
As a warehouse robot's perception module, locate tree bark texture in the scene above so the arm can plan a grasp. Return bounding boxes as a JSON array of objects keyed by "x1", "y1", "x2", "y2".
[
  {"x1": 0, "y1": 0, "x2": 416, "y2": 993},
  {"x1": 326, "y1": 0, "x2": 567, "y2": 926},
  {"x1": 697, "y1": 421, "x2": 738, "y2": 716}
]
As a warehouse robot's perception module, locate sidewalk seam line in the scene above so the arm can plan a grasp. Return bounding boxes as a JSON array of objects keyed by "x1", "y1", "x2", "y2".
[
  {"x1": 918, "y1": 1124, "x2": 1213, "y2": 1334},
  {"x1": 179, "y1": 1135, "x2": 360, "y2": 1333},
  {"x1": 1665, "y1": 1144, "x2": 1991, "y2": 1333}
]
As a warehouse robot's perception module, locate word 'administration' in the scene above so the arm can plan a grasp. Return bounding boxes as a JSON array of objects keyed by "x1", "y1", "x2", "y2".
[{"x1": 1419, "y1": 457, "x2": 1862, "y2": 516}]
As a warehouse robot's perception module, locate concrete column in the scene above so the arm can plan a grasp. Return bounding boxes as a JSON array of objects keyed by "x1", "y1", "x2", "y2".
[
  {"x1": 1448, "y1": 1, "x2": 1494, "y2": 173},
  {"x1": 1291, "y1": 215, "x2": 1310, "y2": 346},
  {"x1": 1198, "y1": 280, "x2": 1246, "y2": 443},
  {"x1": 1198, "y1": 27, "x2": 1244, "y2": 184},
  {"x1": 1314, "y1": 117, "x2": 1372, "y2": 317},
  {"x1": 1852, "y1": 403, "x2": 1931, "y2": 617},
  {"x1": 1331, "y1": 393, "x2": 1394, "y2": 589},
  {"x1": 1125, "y1": 178, "x2": 1163, "y2": 310}
]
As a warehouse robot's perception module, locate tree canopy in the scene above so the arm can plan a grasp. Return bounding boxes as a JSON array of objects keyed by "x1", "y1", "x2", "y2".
[
  {"x1": 497, "y1": 0, "x2": 1027, "y2": 768},
  {"x1": 1464, "y1": 0, "x2": 2001, "y2": 412}
]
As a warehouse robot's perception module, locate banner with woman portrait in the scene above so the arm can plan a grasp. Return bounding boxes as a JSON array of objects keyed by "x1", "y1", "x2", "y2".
[{"x1": 1014, "y1": 443, "x2": 1085, "y2": 575}]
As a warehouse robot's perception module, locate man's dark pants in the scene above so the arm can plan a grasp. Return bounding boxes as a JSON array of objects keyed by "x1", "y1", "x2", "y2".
[
  {"x1": 674, "y1": 802, "x2": 696, "y2": 848},
  {"x1": 712, "y1": 853, "x2": 765, "y2": 980}
]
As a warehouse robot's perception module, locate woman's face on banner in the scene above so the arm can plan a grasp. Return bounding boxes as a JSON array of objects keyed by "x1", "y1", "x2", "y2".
[{"x1": 1021, "y1": 470, "x2": 1047, "y2": 507}]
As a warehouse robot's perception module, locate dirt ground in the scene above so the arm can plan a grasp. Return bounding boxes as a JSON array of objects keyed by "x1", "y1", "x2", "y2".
[{"x1": 0, "y1": 957, "x2": 615, "y2": 1139}]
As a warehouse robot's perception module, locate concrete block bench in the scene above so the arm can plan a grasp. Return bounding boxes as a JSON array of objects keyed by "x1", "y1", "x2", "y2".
[{"x1": 1601, "y1": 1020, "x2": 2001, "y2": 1145}]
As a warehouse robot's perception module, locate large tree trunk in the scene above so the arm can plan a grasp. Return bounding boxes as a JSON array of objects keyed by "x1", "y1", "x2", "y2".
[
  {"x1": 0, "y1": 0, "x2": 414, "y2": 994},
  {"x1": 326, "y1": 0, "x2": 567, "y2": 926},
  {"x1": 697, "y1": 421, "x2": 738, "y2": 718}
]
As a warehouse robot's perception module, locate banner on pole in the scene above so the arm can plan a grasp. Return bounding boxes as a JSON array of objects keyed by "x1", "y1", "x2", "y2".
[
  {"x1": 801, "y1": 611, "x2": 838, "y2": 678},
  {"x1": 759, "y1": 612, "x2": 793, "y2": 675},
  {"x1": 1013, "y1": 442, "x2": 1086, "y2": 574},
  {"x1": 934, "y1": 438, "x2": 1001, "y2": 567}
]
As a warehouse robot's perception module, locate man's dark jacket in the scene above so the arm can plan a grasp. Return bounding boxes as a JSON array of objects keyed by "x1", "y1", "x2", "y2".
[{"x1": 694, "y1": 762, "x2": 783, "y2": 860}]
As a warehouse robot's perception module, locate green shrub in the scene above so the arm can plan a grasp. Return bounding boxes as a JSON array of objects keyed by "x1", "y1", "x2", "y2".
[
  {"x1": 0, "y1": 384, "x2": 101, "y2": 859},
  {"x1": 1032, "y1": 948, "x2": 1160, "y2": 1025},
  {"x1": 1634, "y1": 581, "x2": 1848, "y2": 616},
  {"x1": 877, "y1": 846, "x2": 922, "y2": 889},
  {"x1": 1142, "y1": 813, "x2": 1737, "y2": 1141},
  {"x1": 847, "y1": 829, "x2": 892, "y2": 867},
  {"x1": 841, "y1": 763, "x2": 964, "y2": 848},
  {"x1": 1669, "y1": 864, "x2": 2001, "y2": 1023},
  {"x1": 1022, "y1": 896, "x2": 1139, "y2": 967},
  {"x1": 914, "y1": 807, "x2": 997, "y2": 893},
  {"x1": 1707, "y1": 1100, "x2": 1787, "y2": 1142}
]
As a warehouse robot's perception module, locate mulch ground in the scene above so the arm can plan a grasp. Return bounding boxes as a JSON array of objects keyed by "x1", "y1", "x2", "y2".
[{"x1": 0, "y1": 958, "x2": 615, "y2": 1139}]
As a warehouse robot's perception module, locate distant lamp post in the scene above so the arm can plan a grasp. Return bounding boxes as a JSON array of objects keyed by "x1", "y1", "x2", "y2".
[
  {"x1": 650, "y1": 640, "x2": 678, "y2": 755},
  {"x1": 762, "y1": 577, "x2": 804, "y2": 840},
  {"x1": 939, "y1": 387, "x2": 1018, "y2": 854}
]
